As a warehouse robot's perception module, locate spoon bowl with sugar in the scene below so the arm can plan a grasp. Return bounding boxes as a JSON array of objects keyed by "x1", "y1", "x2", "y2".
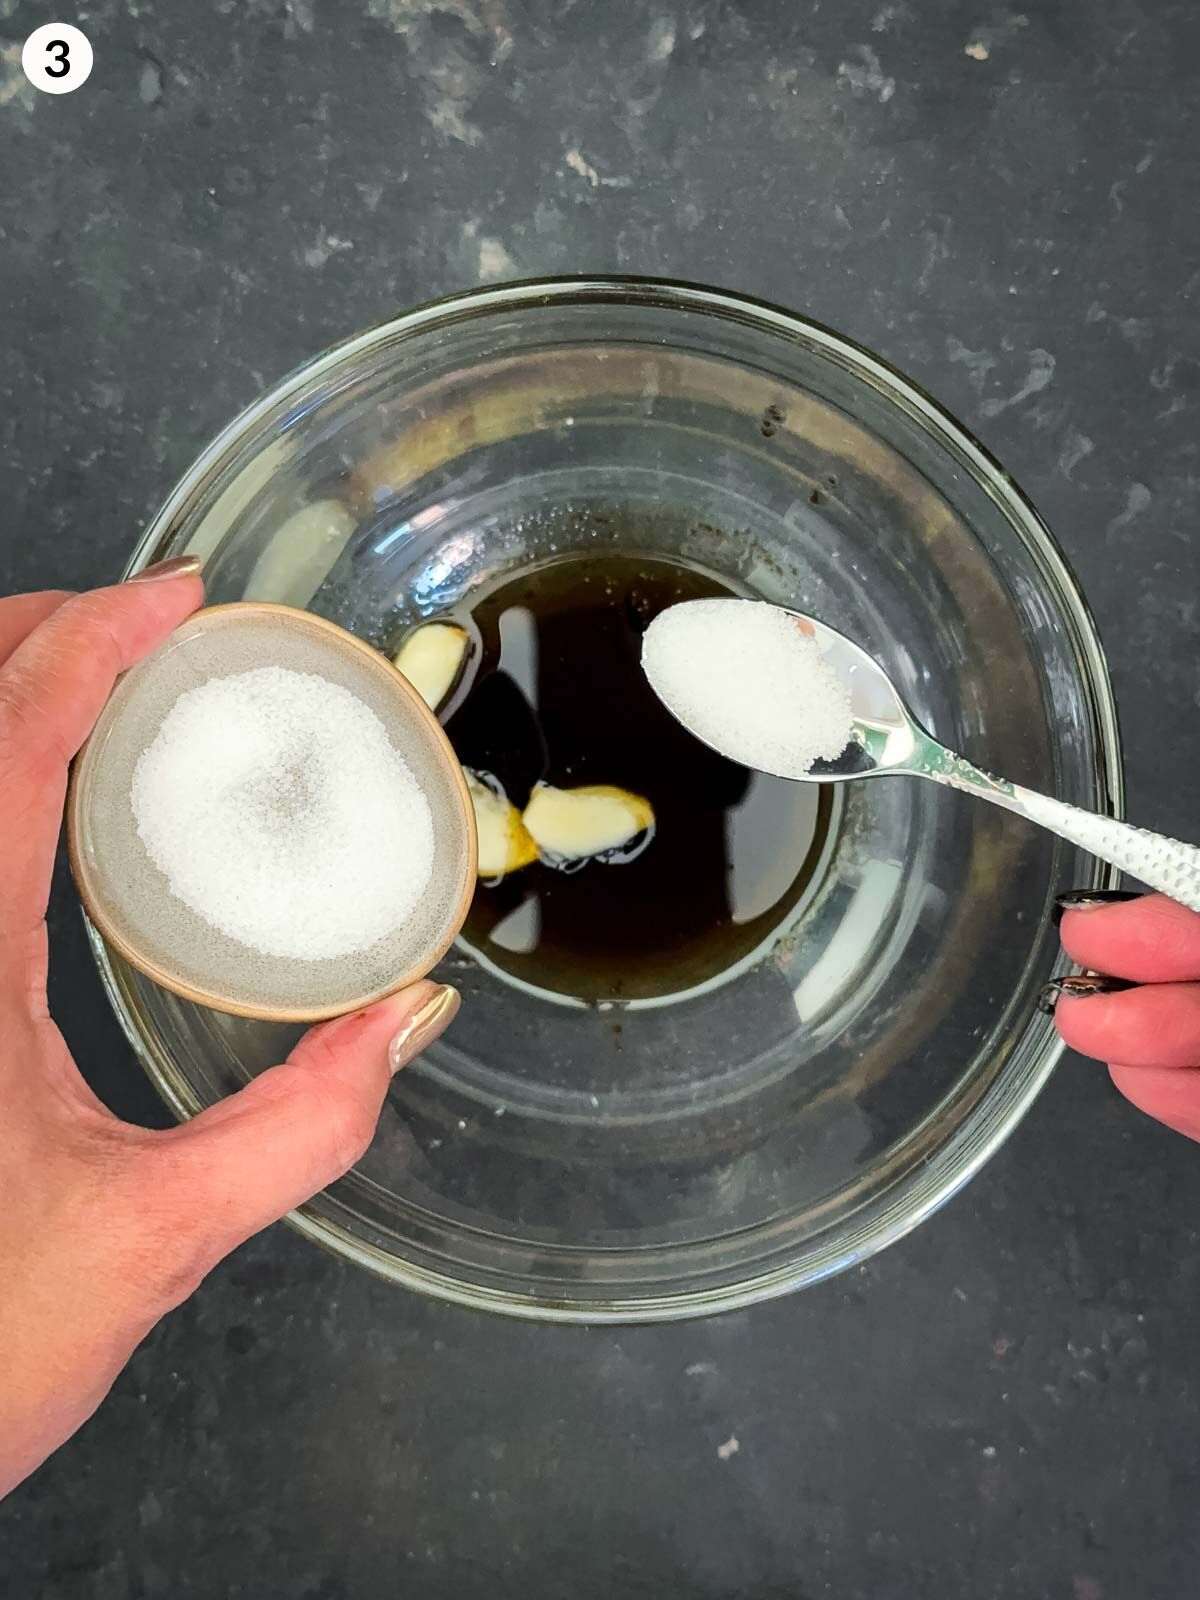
[{"x1": 643, "y1": 597, "x2": 1200, "y2": 913}]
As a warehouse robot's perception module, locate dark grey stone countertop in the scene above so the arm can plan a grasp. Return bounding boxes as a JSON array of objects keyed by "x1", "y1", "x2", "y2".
[{"x1": 2, "y1": 1, "x2": 1198, "y2": 1594}]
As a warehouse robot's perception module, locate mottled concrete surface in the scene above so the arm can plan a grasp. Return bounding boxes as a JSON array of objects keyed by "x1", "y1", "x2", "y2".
[{"x1": 2, "y1": 0, "x2": 1199, "y2": 1595}]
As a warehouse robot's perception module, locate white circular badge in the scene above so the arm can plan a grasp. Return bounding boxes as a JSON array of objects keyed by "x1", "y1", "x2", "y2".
[{"x1": 22, "y1": 23, "x2": 93, "y2": 94}]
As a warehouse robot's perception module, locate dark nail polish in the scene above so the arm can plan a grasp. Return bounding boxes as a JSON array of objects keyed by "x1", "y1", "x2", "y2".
[
  {"x1": 127, "y1": 554, "x2": 203, "y2": 583},
  {"x1": 1052, "y1": 889, "x2": 1143, "y2": 927},
  {"x1": 1038, "y1": 974, "x2": 1138, "y2": 1014}
]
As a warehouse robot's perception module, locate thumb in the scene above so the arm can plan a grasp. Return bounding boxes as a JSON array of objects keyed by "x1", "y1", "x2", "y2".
[{"x1": 152, "y1": 980, "x2": 459, "y2": 1268}]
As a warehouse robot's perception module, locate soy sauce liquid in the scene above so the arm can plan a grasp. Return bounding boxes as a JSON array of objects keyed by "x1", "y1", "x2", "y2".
[{"x1": 447, "y1": 553, "x2": 834, "y2": 1004}]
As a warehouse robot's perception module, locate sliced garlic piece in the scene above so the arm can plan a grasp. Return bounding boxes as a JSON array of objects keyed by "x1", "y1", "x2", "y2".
[
  {"x1": 466, "y1": 771, "x2": 538, "y2": 879},
  {"x1": 522, "y1": 784, "x2": 655, "y2": 864},
  {"x1": 393, "y1": 622, "x2": 470, "y2": 712},
  {"x1": 245, "y1": 499, "x2": 356, "y2": 606}
]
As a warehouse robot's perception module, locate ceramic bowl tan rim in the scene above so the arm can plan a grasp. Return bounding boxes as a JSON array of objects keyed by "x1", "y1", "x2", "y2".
[{"x1": 67, "y1": 601, "x2": 478, "y2": 1024}]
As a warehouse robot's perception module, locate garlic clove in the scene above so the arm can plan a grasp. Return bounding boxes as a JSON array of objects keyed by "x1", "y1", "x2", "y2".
[
  {"x1": 393, "y1": 622, "x2": 470, "y2": 712},
  {"x1": 522, "y1": 784, "x2": 655, "y2": 863},
  {"x1": 466, "y1": 771, "x2": 538, "y2": 878}
]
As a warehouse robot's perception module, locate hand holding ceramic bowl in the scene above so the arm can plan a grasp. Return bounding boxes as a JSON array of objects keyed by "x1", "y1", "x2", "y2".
[{"x1": 0, "y1": 564, "x2": 460, "y2": 1498}]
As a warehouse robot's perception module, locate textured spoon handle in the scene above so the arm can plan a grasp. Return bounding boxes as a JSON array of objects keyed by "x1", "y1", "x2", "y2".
[
  {"x1": 922, "y1": 739, "x2": 1200, "y2": 913},
  {"x1": 1008, "y1": 786, "x2": 1200, "y2": 913}
]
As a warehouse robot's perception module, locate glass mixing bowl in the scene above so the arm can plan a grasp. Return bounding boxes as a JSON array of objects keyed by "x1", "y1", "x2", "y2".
[{"x1": 91, "y1": 279, "x2": 1121, "y2": 1321}]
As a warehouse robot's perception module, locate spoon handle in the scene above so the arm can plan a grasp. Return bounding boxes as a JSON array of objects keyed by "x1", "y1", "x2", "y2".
[{"x1": 921, "y1": 743, "x2": 1200, "y2": 914}]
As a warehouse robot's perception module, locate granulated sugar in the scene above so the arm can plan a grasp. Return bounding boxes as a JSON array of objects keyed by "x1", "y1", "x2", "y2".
[
  {"x1": 642, "y1": 598, "x2": 855, "y2": 778},
  {"x1": 131, "y1": 665, "x2": 435, "y2": 962}
]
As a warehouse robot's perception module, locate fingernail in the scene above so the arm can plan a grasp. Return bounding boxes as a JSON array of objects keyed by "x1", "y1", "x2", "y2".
[
  {"x1": 1038, "y1": 974, "x2": 1138, "y2": 1014},
  {"x1": 127, "y1": 554, "x2": 204, "y2": 583},
  {"x1": 388, "y1": 985, "x2": 459, "y2": 1073},
  {"x1": 1052, "y1": 889, "x2": 1142, "y2": 927}
]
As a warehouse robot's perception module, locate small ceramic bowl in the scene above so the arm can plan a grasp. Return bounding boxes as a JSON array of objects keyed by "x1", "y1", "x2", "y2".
[{"x1": 68, "y1": 602, "x2": 476, "y2": 1022}]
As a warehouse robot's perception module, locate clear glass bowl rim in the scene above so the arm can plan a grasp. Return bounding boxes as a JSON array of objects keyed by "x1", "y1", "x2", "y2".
[{"x1": 87, "y1": 276, "x2": 1124, "y2": 1322}]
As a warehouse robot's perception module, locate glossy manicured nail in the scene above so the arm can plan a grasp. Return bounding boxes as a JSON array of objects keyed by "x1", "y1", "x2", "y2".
[
  {"x1": 1052, "y1": 889, "x2": 1143, "y2": 927},
  {"x1": 1038, "y1": 974, "x2": 1138, "y2": 1014},
  {"x1": 388, "y1": 985, "x2": 460, "y2": 1073},
  {"x1": 127, "y1": 554, "x2": 203, "y2": 583}
]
